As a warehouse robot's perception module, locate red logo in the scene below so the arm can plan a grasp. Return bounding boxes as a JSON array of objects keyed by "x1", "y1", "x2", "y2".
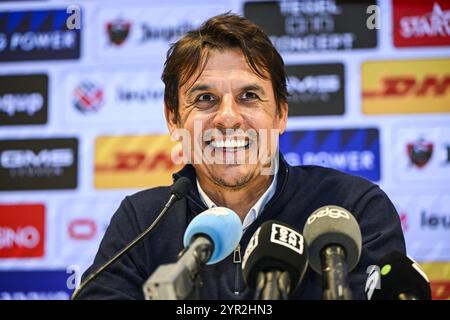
[
  {"x1": 407, "y1": 138, "x2": 434, "y2": 168},
  {"x1": 0, "y1": 204, "x2": 45, "y2": 258},
  {"x1": 393, "y1": 0, "x2": 450, "y2": 47},
  {"x1": 363, "y1": 75, "x2": 450, "y2": 98},
  {"x1": 106, "y1": 18, "x2": 131, "y2": 46},
  {"x1": 399, "y1": 213, "x2": 408, "y2": 232},
  {"x1": 68, "y1": 219, "x2": 97, "y2": 240},
  {"x1": 431, "y1": 281, "x2": 450, "y2": 300},
  {"x1": 95, "y1": 151, "x2": 178, "y2": 172}
]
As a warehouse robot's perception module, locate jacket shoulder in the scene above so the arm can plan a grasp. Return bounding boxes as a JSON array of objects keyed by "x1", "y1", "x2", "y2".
[
  {"x1": 126, "y1": 186, "x2": 172, "y2": 208},
  {"x1": 291, "y1": 164, "x2": 377, "y2": 192}
]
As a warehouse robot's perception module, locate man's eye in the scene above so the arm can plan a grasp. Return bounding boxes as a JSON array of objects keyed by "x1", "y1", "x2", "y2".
[
  {"x1": 197, "y1": 94, "x2": 216, "y2": 102},
  {"x1": 240, "y1": 91, "x2": 259, "y2": 100}
]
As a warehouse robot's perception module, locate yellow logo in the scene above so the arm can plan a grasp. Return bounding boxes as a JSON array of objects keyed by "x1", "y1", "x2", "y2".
[
  {"x1": 362, "y1": 59, "x2": 450, "y2": 114},
  {"x1": 419, "y1": 262, "x2": 450, "y2": 300},
  {"x1": 95, "y1": 135, "x2": 183, "y2": 189}
]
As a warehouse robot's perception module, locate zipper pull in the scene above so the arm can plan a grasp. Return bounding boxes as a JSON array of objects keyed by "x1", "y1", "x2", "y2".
[{"x1": 233, "y1": 244, "x2": 241, "y2": 263}]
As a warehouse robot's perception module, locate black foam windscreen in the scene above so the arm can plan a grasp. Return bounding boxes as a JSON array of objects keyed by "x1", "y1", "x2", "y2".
[
  {"x1": 242, "y1": 220, "x2": 309, "y2": 292},
  {"x1": 303, "y1": 205, "x2": 362, "y2": 274},
  {"x1": 171, "y1": 177, "x2": 192, "y2": 200},
  {"x1": 367, "y1": 251, "x2": 431, "y2": 300}
]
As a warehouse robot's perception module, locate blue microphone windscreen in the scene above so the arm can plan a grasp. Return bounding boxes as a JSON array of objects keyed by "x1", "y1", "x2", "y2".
[{"x1": 183, "y1": 207, "x2": 243, "y2": 265}]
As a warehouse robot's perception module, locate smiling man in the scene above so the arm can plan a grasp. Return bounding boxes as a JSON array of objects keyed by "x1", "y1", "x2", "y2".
[
  {"x1": 76, "y1": 13, "x2": 406, "y2": 300},
  {"x1": 166, "y1": 43, "x2": 286, "y2": 221}
]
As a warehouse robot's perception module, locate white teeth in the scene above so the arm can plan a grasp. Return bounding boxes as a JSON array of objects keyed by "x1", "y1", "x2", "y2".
[{"x1": 210, "y1": 139, "x2": 248, "y2": 149}]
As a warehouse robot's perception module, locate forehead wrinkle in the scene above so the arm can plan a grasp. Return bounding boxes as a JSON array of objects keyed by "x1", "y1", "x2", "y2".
[{"x1": 180, "y1": 50, "x2": 273, "y2": 100}]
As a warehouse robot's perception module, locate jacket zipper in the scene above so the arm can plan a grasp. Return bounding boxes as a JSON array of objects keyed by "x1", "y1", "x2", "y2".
[
  {"x1": 233, "y1": 244, "x2": 242, "y2": 295},
  {"x1": 178, "y1": 164, "x2": 290, "y2": 296}
]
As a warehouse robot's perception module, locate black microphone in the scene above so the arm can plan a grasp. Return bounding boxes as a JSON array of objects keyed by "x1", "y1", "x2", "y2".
[
  {"x1": 366, "y1": 251, "x2": 431, "y2": 300},
  {"x1": 242, "y1": 221, "x2": 309, "y2": 300},
  {"x1": 71, "y1": 177, "x2": 191, "y2": 300},
  {"x1": 303, "y1": 205, "x2": 362, "y2": 300}
]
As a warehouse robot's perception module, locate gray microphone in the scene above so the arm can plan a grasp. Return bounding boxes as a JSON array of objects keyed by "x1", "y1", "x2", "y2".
[{"x1": 303, "y1": 205, "x2": 362, "y2": 300}]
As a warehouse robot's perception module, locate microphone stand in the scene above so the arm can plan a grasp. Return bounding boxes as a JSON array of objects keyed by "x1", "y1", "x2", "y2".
[
  {"x1": 254, "y1": 271, "x2": 291, "y2": 300},
  {"x1": 142, "y1": 236, "x2": 212, "y2": 300},
  {"x1": 321, "y1": 245, "x2": 353, "y2": 300},
  {"x1": 71, "y1": 192, "x2": 183, "y2": 300}
]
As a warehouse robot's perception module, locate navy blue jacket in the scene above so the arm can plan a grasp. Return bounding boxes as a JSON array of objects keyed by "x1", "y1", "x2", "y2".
[{"x1": 77, "y1": 155, "x2": 406, "y2": 300}]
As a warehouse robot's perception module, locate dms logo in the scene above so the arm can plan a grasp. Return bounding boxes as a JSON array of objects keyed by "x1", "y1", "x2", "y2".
[
  {"x1": 0, "y1": 9, "x2": 81, "y2": 62},
  {"x1": 286, "y1": 63, "x2": 345, "y2": 117},
  {"x1": 0, "y1": 138, "x2": 78, "y2": 191},
  {"x1": 106, "y1": 18, "x2": 131, "y2": 46},
  {"x1": 280, "y1": 128, "x2": 380, "y2": 181},
  {"x1": 73, "y1": 81, "x2": 103, "y2": 114},
  {"x1": 407, "y1": 138, "x2": 433, "y2": 168},
  {"x1": 0, "y1": 270, "x2": 73, "y2": 300}
]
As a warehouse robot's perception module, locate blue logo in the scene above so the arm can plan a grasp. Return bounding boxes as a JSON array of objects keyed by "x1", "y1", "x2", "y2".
[
  {"x1": 0, "y1": 270, "x2": 74, "y2": 300},
  {"x1": 0, "y1": 9, "x2": 81, "y2": 62},
  {"x1": 280, "y1": 128, "x2": 380, "y2": 181}
]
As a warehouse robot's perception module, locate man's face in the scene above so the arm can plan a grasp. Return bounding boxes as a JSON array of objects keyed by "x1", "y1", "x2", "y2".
[{"x1": 166, "y1": 48, "x2": 287, "y2": 189}]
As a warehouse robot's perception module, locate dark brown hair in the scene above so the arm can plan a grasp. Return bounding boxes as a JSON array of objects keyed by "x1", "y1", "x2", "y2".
[{"x1": 162, "y1": 12, "x2": 287, "y2": 122}]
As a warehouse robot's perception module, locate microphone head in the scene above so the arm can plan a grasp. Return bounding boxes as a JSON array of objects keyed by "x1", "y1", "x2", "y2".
[
  {"x1": 171, "y1": 177, "x2": 192, "y2": 200},
  {"x1": 242, "y1": 221, "x2": 309, "y2": 293},
  {"x1": 303, "y1": 205, "x2": 362, "y2": 274},
  {"x1": 183, "y1": 207, "x2": 242, "y2": 265},
  {"x1": 366, "y1": 251, "x2": 431, "y2": 300}
]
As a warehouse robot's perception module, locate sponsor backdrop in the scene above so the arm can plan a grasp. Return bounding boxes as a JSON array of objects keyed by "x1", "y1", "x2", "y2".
[{"x1": 0, "y1": 0, "x2": 449, "y2": 299}]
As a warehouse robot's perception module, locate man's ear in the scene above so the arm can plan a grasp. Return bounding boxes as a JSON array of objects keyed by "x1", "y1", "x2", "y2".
[
  {"x1": 165, "y1": 104, "x2": 179, "y2": 136},
  {"x1": 277, "y1": 102, "x2": 288, "y2": 135}
]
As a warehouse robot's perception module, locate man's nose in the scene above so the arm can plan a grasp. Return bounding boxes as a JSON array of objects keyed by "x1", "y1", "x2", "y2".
[{"x1": 212, "y1": 94, "x2": 243, "y2": 129}]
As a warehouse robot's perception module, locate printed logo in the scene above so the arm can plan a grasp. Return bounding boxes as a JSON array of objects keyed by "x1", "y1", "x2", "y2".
[
  {"x1": 270, "y1": 223, "x2": 305, "y2": 255},
  {"x1": 417, "y1": 262, "x2": 450, "y2": 300},
  {"x1": 0, "y1": 138, "x2": 78, "y2": 191},
  {"x1": 407, "y1": 138, "x2": 433, "y2": 168},
  {"x1": 307, "y1": 206, "x2": 350, "y2": 225},
  {"x1": 362, "y1": 59, "x2": 450, "y2": 114},
  {"x1": 0, "y1": 204, "x2": 45, "y2": 258},
  {"x1": 106, "y1": 18, "x2": 131, "y2": 46},
  {"x1": 96, "y1": 6, "x2": 226, "y2": 60},
  {"x1": 57, "y1": 200, "x2": 118, "y2": 271},
  {"x1": 393, "y1": 0, "x2": 450, "y2": 47},
  {"x1": 421, "y1": 211, "x2": 450, "y2": 230},
  {"x1": 64, "y1": 70, "x2": 166, "y2": 128},
  {"x1": 0, "y1": 74, "x2": 48, "y2": 126},
  {"x1": 73, "y1": 81, "x2": 104, "y2": 114},
  {"x1": 244, "y1": 0, "x2": 377, "y2": 53},
  {"x1": 94, "y1": 135, "x2": 182, "y2": 189},
  {"x1": 0, "y1": 9, "x2": 81, "y2": 62},
  {"x1": 286, "y1": 63, "x2": 345, "y2": 116},
  {"x1": 393, "y1": 194, "x2": 450, "y2": 261},
  {"x1": 399, "y1": 213, "x2": 408, "y2": 232},
  {"x1": 0, "y1": 270, "x2": 73, "y2": 300},
  {"x1": 68, "y1": 219, "x2": 97, "y2": 240},
  {"x1": 242, "y1": 227, "x2": 261, "y2": 270},
  {"x1": 393, "y1": 125, "x2": 449, "y2": 182},
  {"x1": 365, "y1": 265, "x2": 381, "y2": 300},
  {"x1": 280, "y1": 128, "x2": 380, "y2": 181}
]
